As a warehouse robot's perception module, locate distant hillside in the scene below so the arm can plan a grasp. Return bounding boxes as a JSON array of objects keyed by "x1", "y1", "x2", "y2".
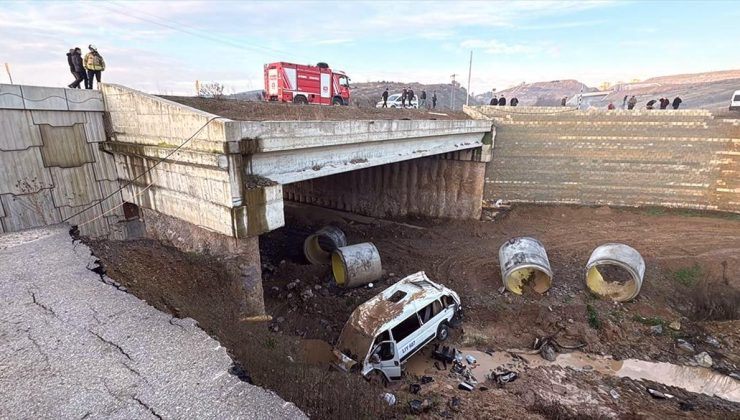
[
  {"x1": 350, "y1": 81, "x2": 478, "y2": 110},
  {"x1": 474, "y1": 79, "x2": 595, "y2": 107}
]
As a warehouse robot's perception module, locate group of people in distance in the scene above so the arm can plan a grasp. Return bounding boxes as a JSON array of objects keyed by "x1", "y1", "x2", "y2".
[
  {"x1": 66, "y1": 44, "x2": 106, "y2": 89},
  {"x1": 380, "y1": 87, "x2": 439, "y2": 109},
  {"x1": 610, "y1": 95, "x2": 682, "y2": 110},
  {"x1": 489, "y1": 95, "x2": 519, "y2": 106}
]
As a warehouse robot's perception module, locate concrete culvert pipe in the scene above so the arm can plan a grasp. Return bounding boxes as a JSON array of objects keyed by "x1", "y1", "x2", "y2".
[
  {"x1": 499, "y1": 237, "x2": 553, "y2": 294},
  {"x1": 303, "y1": 226, "x2": 347, "y2": 265},
  {"x1": 586, "y1": 243, "x2": 645, "y2": 302},
  {"x1": 332, "y1": 243, "x2": 382, "y2": 288}
]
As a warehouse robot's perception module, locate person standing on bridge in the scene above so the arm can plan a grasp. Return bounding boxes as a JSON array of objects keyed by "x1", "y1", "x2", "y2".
[
  {"x1": 498, "y1": 96, "x2": 506, "y2": 106},
  {"x1": 672, "y1": 96, "x2": 682, "y2": 109},
  {"x1": 561, "y1": 96, "x2": 568, "y2": 106},
  {"x1": 489, "y1": 95, "x2": 497, "y2": 105},
  {"x1": 401, "y1": 88, "x2": 407, "y2": 107},
  {"x1": 381, "y1": 88, "x2": 389, "y2": 108},
  {"x1": 510, "y1": 97, "x2": 519, "y2": 107},
  {"x1": 83, "y1": 44, "x2": 105, "y2": 89},
  {"x1": 67, "y1": 48, "x2": 86, "y2": 89},
  {"x1": 407, "y1": 88, "x2": 415, "y2": 107},
  {"x1": 432, "y1": 91, "x2": 437, "y2": 108},
  {"x1": 608, "y1": 102, "x2": 615, "y2": 110},
  {"x1": 627, "y1": 95, "x2": 637, "y2": 110},
  {"x1": 622, "y1": 95, "x2": 628, "y2": 109},
  {"x1": 419, "y1": 90, "x2": 427, "y2": 108}
]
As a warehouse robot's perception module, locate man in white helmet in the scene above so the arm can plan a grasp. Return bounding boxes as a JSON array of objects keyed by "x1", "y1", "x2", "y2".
[{"x1": 83, "y1": 44, "x2": 105, "y2": 89}]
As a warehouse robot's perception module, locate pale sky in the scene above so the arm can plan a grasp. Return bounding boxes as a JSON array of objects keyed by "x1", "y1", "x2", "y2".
[{"x1": 1, "y1": 0, "x2": 739, "y2": 95}]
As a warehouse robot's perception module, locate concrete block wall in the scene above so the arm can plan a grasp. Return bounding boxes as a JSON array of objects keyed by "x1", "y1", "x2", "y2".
[
  {"x1": 0, "y1": 84, "x2": 125, "y2": 237},
  {"x1": 465, "y1": 106, "x2": 740, "y2": 213}
]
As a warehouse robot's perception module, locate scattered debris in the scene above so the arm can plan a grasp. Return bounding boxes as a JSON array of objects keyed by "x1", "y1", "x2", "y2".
[
  {"x1": 465, "y1": 354, "x2": 477, "y2": 365},
  {"x1": 381, "y1": 392, "x2": 396, "y2": 406},
  {"x1": 489, "y1": 370, "x2": 518, "y2": 386},
  {"x1": 420, "y1": 376, "x2": 434, "y2": 384},
  {"x1": 433, "y1": 345, "x2": 457, "y2": 363},
  {"x1": 458, "y1": 382, "x2": 474, "y2": 392},
  {"x1": 300, "y1": 288, "x2": 314, "y2": 301},
  {"x1": 668, "y1": 320, "x2": 681, "y2": 331},
  {"x1": 705, "y1": 336, "x2": 721, "y2": 348},
  {"x1": 676, "y1": 339, "x2": 695, "y2": 353},
  {"x1": 286, "y1": 279, "x2": 300, "y2": 290},
  {"x1": 610, "y1": 389, "x2": 620, "y2": 400},
  {"x1": 651, "y1": 324, "x2": 663, "y2": 335},
  {"x1": 448, "y1": 397, "x2": 461, "y2": 412},
  {"x1": 513, "y1": 336, "x2": 586, "y2": 361},
  {"x1": 408, "y1": 398, "x2": 433, "y2": 414},
  {"x1": 409, "y1": 383, "x2": 421, "y2": 394},
  {"x1": 694, "y1": 352, "x2": 713, "y2": 368},
  {"x1": 647, "y1": 388, "x2": 674, "y2": 399}
]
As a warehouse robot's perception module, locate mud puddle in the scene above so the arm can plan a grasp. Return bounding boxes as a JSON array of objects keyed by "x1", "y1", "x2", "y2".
[{"x1": 406, "y1": 347, "x2": 740, "y2": 403}]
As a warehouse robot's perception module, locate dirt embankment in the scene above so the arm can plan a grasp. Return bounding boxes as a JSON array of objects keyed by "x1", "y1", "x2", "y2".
[
  {"x1": 159, "y1": 95, "x2": 471, "y2": 121},
  {"x1": 88, "y1": 204, "x2": 740, "y2": 418}
]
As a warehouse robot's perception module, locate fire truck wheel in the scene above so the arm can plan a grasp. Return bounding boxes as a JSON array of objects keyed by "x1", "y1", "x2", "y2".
[
  {"x1": 293, "y1": 95, "x2": 308, "y2": 105},
  {"x1": 332, "y1": 97, "x2": 343, "y2": 106}
]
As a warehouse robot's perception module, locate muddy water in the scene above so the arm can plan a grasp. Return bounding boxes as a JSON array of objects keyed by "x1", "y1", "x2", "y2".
[{"x1": 406, "y1": 347, "x2": 740, "y2": 403}]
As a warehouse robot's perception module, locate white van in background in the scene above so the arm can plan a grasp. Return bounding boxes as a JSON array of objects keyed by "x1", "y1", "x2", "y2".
[
  {"x1": 333, "y1": 272, "x2": 461, "y2": 382},
  {"x1": 730, "y1": 90, "x2": 740, "y2": 111}
]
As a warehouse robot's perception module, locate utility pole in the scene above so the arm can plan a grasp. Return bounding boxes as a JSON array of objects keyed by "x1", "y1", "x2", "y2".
[
  {"x1": 450, "y1": 73, "x2": 458, "y2": 110},
  {"x1": 4, "y1": 63, "x2": 13, "y2": 84},
  {"x1": 466, "y1": 51, "x2": 473, "y2": 106}
]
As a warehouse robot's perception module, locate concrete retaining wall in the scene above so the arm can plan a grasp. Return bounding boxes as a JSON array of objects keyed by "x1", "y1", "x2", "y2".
[
  {"x1": 465, "y1": 106, "x2": 740, "y2": 213},
  {"x1": 0, "y1": 84, "x2": 125, "y2": 237},
  {"x1": 284, "y1": 153, "x2": 487, "y2": 219}
]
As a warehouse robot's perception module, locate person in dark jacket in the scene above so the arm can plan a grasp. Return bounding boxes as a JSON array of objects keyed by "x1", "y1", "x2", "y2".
[
  {"x1": 498, "y1": 96, "x2": 506, "y2": 106},
  {"x1": 381, "y1": 88, "x2": 389, "y2": 108},
  {"x1": 561, "y1": 96, "x2": 568, "y2": 106},
  {"x1": 407, "y1": 88, "x2": 415, "y2": 107},
  {"x1": 419, "y1": 90, "x2": 427, "y2": 108},
  {"x1": 672, "y1": 96, "x2": 682, "y2": 109},
  {"x1": 432, "y1": 91, "x2": 437, "y2": 108},
  {"x1": 646, "y1": 99, "x2": 657, "y2": 110},
  {"x1": 627, "y1": 95, "x2": 637, "y2": 110},
  {"x1": 67, "y1": 48, "x2": 86, "y2": 89},
  {"x1": 510, "y1": 97, "x2": 519, "y2": 106},
  {"x1": 401, "y1": 88, "x2": 407, "y2": 107},
  {"x1": 489, "y1": 95, "x2": 498, "y2": 105},
  {"x1": 622, "y1": 95, "x2": 628, "y2": 109}
]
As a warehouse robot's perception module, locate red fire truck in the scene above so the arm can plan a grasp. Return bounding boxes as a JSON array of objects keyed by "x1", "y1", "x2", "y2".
[{"x1": 264, "y1": 62, "x2": 351, "y2": 105}]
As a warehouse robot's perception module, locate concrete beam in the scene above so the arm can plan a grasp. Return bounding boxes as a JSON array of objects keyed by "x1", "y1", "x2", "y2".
[{"x1": 246, "y1": 131, "x2": 488, "y2": 184}]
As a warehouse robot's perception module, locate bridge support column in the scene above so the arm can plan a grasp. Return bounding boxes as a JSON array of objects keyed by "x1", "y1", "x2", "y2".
[
  {"x1": 283, "y1": 151, "x2": 487, "y2": 220},
  {"x1": 138, "y1": 207, "x2": 265, "y2": 316}
]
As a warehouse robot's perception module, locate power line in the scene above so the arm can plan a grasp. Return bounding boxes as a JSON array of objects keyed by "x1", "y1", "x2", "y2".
[{"x1": 99, "y1": 1, "x2": 312, "y2": 62}]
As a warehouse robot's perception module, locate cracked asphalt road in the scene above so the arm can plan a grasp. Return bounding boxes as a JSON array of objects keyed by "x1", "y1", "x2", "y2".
[{"x1": 0, "y1": 226, "x2": 306, "y2": 419}]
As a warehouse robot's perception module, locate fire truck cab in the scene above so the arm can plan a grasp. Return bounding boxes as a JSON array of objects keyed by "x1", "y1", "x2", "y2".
[{"x1": 264, "y1": 62, "x2": 351, "y2": 105}]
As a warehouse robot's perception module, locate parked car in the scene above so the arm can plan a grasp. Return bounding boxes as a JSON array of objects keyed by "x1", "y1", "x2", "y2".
[
  {"x1": 333, "y1": 271, "x2": 461, "y2": 382},
  {"x1": 730, "y1": 90, "x2": 740, "y2": 111},
  {"x1": 376, "y1": 93, "x2": 418, "y2": 109}
]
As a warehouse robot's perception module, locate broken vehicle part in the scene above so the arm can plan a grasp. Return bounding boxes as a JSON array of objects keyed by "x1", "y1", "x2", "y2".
[
  {"x1": 303, "y1": 225, "x2": 347, "y2": 265},
  {"x1": 331, "y1": 242, "x2": 382, "y2": 288},
  {"x1": 586, "y1": 243, "x2": 645, "y2": 302},
  {"x1": 498, "y1": 237, "x2": 553, "y2": 294}
]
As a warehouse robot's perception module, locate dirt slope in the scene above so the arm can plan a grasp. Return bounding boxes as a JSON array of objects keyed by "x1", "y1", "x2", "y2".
[{"x1": 159, "y1": 95, "x2": 471, "y2": 121}]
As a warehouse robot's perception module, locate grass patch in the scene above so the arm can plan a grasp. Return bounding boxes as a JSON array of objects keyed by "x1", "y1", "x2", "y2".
[
  {"x1": 674, "y1": 264, "x2": 702, "y2": 286},
  {"x1": 461, "y1": 331, "x2": 489, "y2": 347},
  {"x1": 586, "y1": 304, "x2": 602, "y2": 330},
  {"x1": 632, "y1": 315, "x2": 666, "y2": 327},
  {"x1": 645, "y1": 207, "x2": 666, "y2": 216},
  {"x1": 690, "y1": 280, "x2": 740, "y2": 322}
]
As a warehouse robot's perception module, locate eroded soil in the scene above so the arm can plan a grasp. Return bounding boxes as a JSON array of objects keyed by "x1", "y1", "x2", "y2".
[
  {"x1": 88, "y1": 204, "x2": 740, "y2": 418},
  {"x1": 160, "y1": 95, "x2": 471, "y2": 121}
]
